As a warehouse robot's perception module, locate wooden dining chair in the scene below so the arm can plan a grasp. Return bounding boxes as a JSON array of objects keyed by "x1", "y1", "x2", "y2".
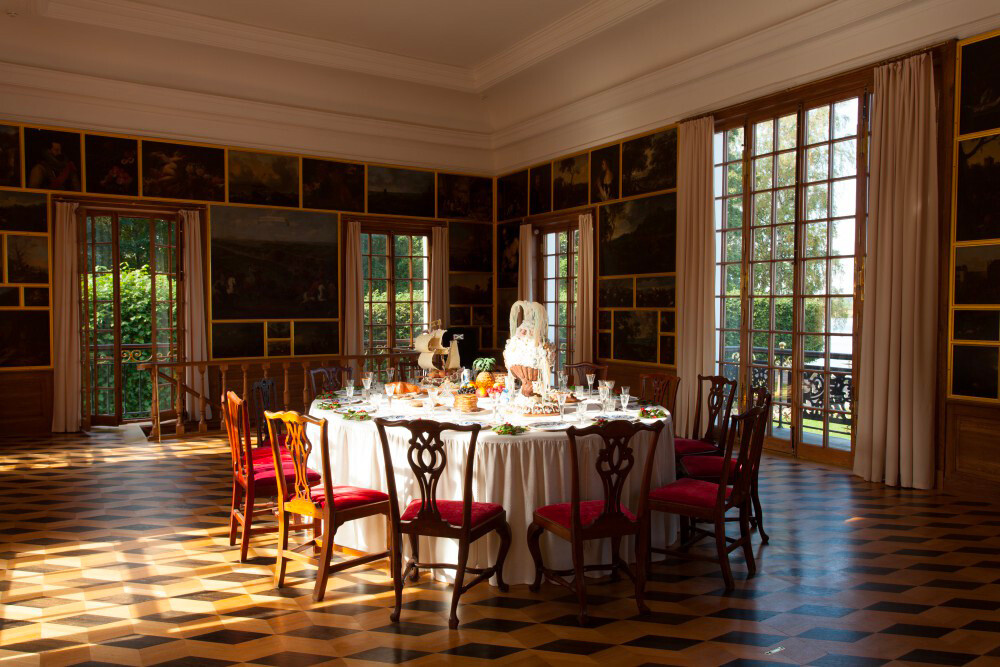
[
  {"x1": 223, "y1": 391, "x2": 319, "y2": 562},
  {"x1": 250, "y1": 377, "x2": 281, "y2": 447},
  {"x1": 526, "y1": 419, "x2": 665, "y2": 624},
  {"x1": 648, "y1": 403, "x2": 768, "y2": 589},
  {"x1": 374, "y1": 418, "x2": 512, "y2": 629},
  {"x1": 564, "y1": 362, "x2": 608, "y2": 387},
  {"x1": 638, "y1": 373, "x2": 681, "y2": 415},
  {"x1": 266, "y1": 409, "x2": 391, "y2": 601},
  {"x1": 674, "y1": 375, "x2": 738, "y2": 460},
  {"x1": 308, "y1": 368, "x2": 331, "y2": 399},
  {"x1": 680, "y1": 388, "x2": 772, "y2": 543}
]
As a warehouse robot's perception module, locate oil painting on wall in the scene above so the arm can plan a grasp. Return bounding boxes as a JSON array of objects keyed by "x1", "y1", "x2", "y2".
[
  {"x1": 448, "y1": 272, "x2": 492, "y2": 305},
  {"x1": 24, "y1": 128, "x2": 82, "y2": 192},
  {"x1": 367, "y1": 166, "x2": 435, "y2": 218},
  {"x1": 301, "y1": 158, "x2": 364, "y2": 212},
  {"x1": 294, "y1": 321, "x2": 340, "y2": 356},
  {"x1": 954, "y1": 244, "x2": 1000, "y2": 304},
  {"x1": 0, "y1": 124, "x2": 21, "y2": 187},
  {"x1": 599, "y1": 278, "x2": 633, "y2": 308},
  {"x1": 210, "y1": 205, "x2": 338, "y2": 320},
  {"x1": 599, "y1": 192, "x2": 676, "y2": 276},
  {"x1": 953, "y1": 310, "x2": 1000, "y2": 341},
  {"x1": 85, "y1": 135, "x2": 138, "y2": 197},
  {"x1": 142, "y1": 141, "x2": 225, "y2": 201},
  {"x1": 438, "y1": 173, "x2": 492, "y2": 221},
  {"x1": 496, "y1": 221, "x2": 519, "y2": 289},
  {"x1": 0, "y1": 311, "x2": 49, "y2": 367},
  {"x1": 449, "y1": 221, "x2": 493, "y2": 272},
  {"x1": 622, "y1": 128, "x2": 677, "y2": 197},
  {"x1": 956, "y1": 134, "x2": 1000, "y2": 241},
  {"x1": 636, "y1": 275, "x2": 675, "y2": 308},
  {"x1": 212, "y1": 322, "x2": 264, "y2": 359},
  {"x1": 228, "y1": 150, "x2": 299, "y2": 207},
  {"x1": 613, "y1": 310, "x2": 657, "y2": 363},
  {"x1": 529, "y1": 163, "x2": 551, "y2": 215},
  {"x1": 952, "y1": 344, "x2": 999, "y2": 398},
  {"x1": 959, "y1": 34, "x2": 1000, "y2": 135},
  {"x1": 591, "y1": 144, "x2": 620, "y2": 203},
  {"x1": 0, "y1": 191, "x2": 47, "y2": 233},
  {"x1": 498, "y1": 170, "x2": 528, "y2": 220},
  {"x1": 552, "y1": 154, "x2": 588, "y2": 211},
  {"x1": 6, "y1": 235, "x2": 48, "y2": 284}
]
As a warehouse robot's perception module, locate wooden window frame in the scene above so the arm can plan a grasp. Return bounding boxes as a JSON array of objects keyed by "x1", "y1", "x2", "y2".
[{"x1": 532, "y1": 214, "x2": 584, "y2": 376}]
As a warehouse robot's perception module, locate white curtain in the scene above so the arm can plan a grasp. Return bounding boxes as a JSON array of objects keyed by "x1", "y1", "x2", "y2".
[
  {"x1": 674, "y1": 116, "x2": 716, "y2": 437},
  {"x1": 518, "y1": 223, "x2": 535, "y2": 302},
  {"x1": 52, "y1": 202, "x2": 81, "y2": 432},
  {"x1": 181, "y1": 210, "x2": 210, "y2": 421},
  {"x1": 429, "y1": 225, "x2": 449, "y2": 326},
  {"x1": 344, "y1": 220, "x2": 364, "y2": 366},
  {"x1": 855, "y1": 54, "x2": 937, "y2": 489},
  {"x1": 573, "y1": 213, "x2": 594, "y2": 363}
]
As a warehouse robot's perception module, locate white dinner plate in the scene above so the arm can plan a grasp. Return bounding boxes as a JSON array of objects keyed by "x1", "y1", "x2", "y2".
[
  {"x1": 533, "y1": 421, "x2": 571, "y2": 431},
  {"x1": 375, "y1": 414, "x2": 409, "y2": 421},
  {"x1": 596, "y1": 413, "x2": 632, "y2": 420}
]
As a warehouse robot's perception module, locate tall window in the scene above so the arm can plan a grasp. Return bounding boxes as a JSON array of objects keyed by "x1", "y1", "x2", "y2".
[
  {"x1": 539, "y1": 227, "x2": 579, "y2": 373},
  {"x1": 713, "y1": 92, "x2": 867, "y2": 463},
  {"x1": 361, "y1": 232, "x2": 428, "y2": 354}
]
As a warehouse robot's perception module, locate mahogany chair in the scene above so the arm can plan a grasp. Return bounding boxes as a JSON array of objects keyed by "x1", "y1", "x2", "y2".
[
  {"x1": 638, "y1": 373, "x2": 681, "y2": 415},
  {"x1": 674, "y1": 375, "x2": 738, "y2": 460},
  {"x1": 396, "y1": 356, "x2": 422, "y2": 384},
  {"x1": 308, "y1": 365, "x2": 353, "y2": 399},
  {"x1": 266, "y1": 410, "x2": 391, "y2": 601},
  {"x1": 250, "y1": 377, "x2": 281, "y2": 447},
  {"x1": 223, "y1": 391, "x2": 319, "y2": 562},
  {"x1": 527, "y1": 419, "x2": 665, "y2": 624},
  {"x1": 564, "y1": 362, "x2": 608, "y2": 387},
  {"x1": 680, "y1": 387, "x2": 772, "y2": 543},
  {"x1": 648, "y1": 403, "x2": 768, "y2": 589},
  {"x1": 374, "y1": 418, "x2": 512, "y2": 629}
]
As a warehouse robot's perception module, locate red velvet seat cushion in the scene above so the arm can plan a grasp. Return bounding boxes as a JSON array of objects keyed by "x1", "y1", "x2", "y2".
[
  {"x1": 682, "y1": 455, "x2": 737, "y2": 480},
  {"x1": 310, "y1": 485, "x2": 389, "y2": 511},
  {"x1": 649, "y1": 477, "x2": 729, "y2": 508},
  {"x1": 535, "y1": 499, "x2": 636, "y2": 529},
  {"x1": 401, "y1": 499, "x2": 503, "y2": 527},
  {"x1": 250, "y1": 445, "x2": 290, "y2": 465},
  {"x1": 674, "y1": 437, "x2": 718, "y2": 456},
  {"x1": 251, "y1": 459, "x2": 320, "y2": 496}
]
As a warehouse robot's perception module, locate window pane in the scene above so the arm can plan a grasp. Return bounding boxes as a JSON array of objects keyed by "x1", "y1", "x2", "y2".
[
  {"x1": 727, "y1": 163, "x2": 743, "y2": 195},
  {"x1": 776, "y1": 151, "x2": 796, "y2": 187},
  {"x1": 832, "y1": 178, "x2": 856, "y2": 217},
  {"x1": 804, "y1": 222, "x2": 827, "y2": 257},
  {"x1": 727, "y1": 127, "x2": 745, "y2": 161},
  {"x1": 806, "y1": 105, "x2": 830, "y2": 144},
  {"x1": 804, "y1": 260, "x2": 826, "y2": 295},
  {"x1": 754, "y1": 156, "x2": 773, "y2": 190},
  {"x1": 754, "y1": 192, "x2": 772, "y2": 225},
  {"x1": 830, "y1": 258, "x2": 854, "y2": 295},
  {"x1": 754, "y1": 120, "x2": 774, "y2": 155},
  {"x1": 775, "y1": 188, "x2": 795, "y2": 223},
  {"x1": 726, "y1": 197, "x2": 743, "y2": 228},
  {"x1": 830, "y1": 297, "x2": 853, "y2": 333},
  {"x1": 832, "y1": 139, "x2": 857, "y2": 177},
  {"x1": 805, "y1": 184, "x2": 829, "y2": 220},
  {"x1": 777, "y1": 114, "x2": 798, "y2": 150},
  {"x1": 753, "y1": 227, "x2": 771, "y2": 261},
  {"x1": 830, "y1": 219, "x2": 855, "y2": 256},
  {"x1": 805, "y1": 145, "x2": 829, "y2": 182},
  {"x1": 774, "y1": 224, "x2": 794, "y2": 259},
  {"x1": 833, "y1": 98, "x2": 859, "y2": 138}
]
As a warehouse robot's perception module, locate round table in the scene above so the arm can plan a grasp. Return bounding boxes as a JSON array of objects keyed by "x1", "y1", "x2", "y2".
[{"x1": 305, "y1": 397, "x2": 677, "y2": 585}]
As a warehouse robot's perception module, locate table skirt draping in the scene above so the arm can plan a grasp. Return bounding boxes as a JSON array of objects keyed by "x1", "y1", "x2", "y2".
[{"x1": 305, "y1": 403, "x2": 677, "y2": 585}]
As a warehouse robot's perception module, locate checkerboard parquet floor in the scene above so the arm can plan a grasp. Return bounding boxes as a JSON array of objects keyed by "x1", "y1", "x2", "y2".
[{"x1": 1, "y1": 430, "x2": 999, "y2": 666}]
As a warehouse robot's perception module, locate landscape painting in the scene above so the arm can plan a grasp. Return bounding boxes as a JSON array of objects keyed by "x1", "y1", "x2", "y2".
[
  {"x1": 529, "y1": 163, "x2": 552, "y2": 215},
  {"x1": 496, "y1": 221, "x2": 520, "y2": 289},
  {"x1": 552, "y1": 153, "x2": 588, "y2": 211},
  {"x1": 953, "y1": 310, "x2": 1000, "y2": 341},
  {"x1": 498, "y1": 170, "x2": 528, "y2": 220},
  {"x1": 6, "y1": 235, "x2": 48, "y2": 283},
  {"x1": 954, "y1": 244, "x2": 1000, "y2": 304},
  {"x1": 210, "y1": 206, "x2": 338, "y2": 319},
  {"x1": 0, "y1": 311, "x2": 50, "y2": 367},
  {"x1": 613, "y1": 310, "x2": 658, "y2": 363},
  {"x1": 959, "y1": 34, "x2": 1000, "y2": 135},
  {"x1": 228, "y1": 150, "x2": 299, "y2": 207},
  {"x1": 450, "y1": 306, "x2": 471, "y2": 326},
  {"x1": 952, "y1": 344, "x2": 999, "y2": 398},
  {"x1": 24, "y1": 287, "x2": 48, "y2": 307},
  {"x1": 449, "y1": 221, "x2": 493, "y2": 272},
  {"x1": 302, "y1": 158, "x2": 364, "y2": 212},
  {"x1": 660, "y1": 310, "x2": 676, "y2": 333},
  {"x1": 636, "y1": 275, "x2": 675, "y2": 308},
  {"x1": 956, "y1": 134, "x2": 1000, "y2": 241},
  {"x1": 24, "y1": 128, "x2": 82, "y2": 192},
  {"x1": 622, "y1": 128, "x2": 677, "y2": 197},
  {"x1": 142, "y1": 140, "x2": 225, "y2": 201},
  {"x1": 0, "y1": 191, "x2": 47, "y2": 232},
  {"x1": 85, "y1": 135, "x2": 138, "y2": 196},
  {"x1": 591, "y1": 144, "x2": 620, "y2": 203},
  {"x1": 598, "y1": 310, "x2": 612, "y2": 330},
  {"x1": 660, "y1": 335, "x2": 676, "y2": 365},
  {"x1": 438, "y1": 173, "x2": 492, "y2": 221},
  {"x1": 599, "y1": 192, "x2": 676, "y2": 276},
  {"x1": 367, "y1": 166, "x2": 435, "y2": 217},
  {"x1": 212, "y1": 322, "x2": 264, "y2": 359},
  {"x1": 599, "y1": 278, "x2": 633, "y2": 308},
  {"x1": 293, "y1": 321, "x2": 339, "y2": 356},
  {"x1": 448, "y1": 272, "x2": 492, "y2": 305},
  {"x1": 0, "y1": 287, "x2": 17, "y2": 306},
  {"x1": 0, "y1": 124, "x2": 21, "y2": 187}
]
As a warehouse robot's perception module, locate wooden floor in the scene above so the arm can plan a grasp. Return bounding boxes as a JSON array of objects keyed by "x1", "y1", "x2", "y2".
[{"x1": 1, "y1": 430, "x2": 999, "y2": 666}]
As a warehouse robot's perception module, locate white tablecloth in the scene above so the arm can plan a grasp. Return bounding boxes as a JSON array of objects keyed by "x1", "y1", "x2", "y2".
[{"x1": 305, "y1": 399, "x2": 676, "y2": 585}]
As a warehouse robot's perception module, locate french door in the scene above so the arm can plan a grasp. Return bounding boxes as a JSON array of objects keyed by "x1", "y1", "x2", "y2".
[{"x1": 81, "y1": 209, "x2": 181, "y2": 425}]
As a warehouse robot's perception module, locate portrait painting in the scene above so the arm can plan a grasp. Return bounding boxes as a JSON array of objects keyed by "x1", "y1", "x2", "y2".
[
  {"x1": 0, "y1": 310, "x2": 50, "y2": 367},
  {"x1": 591, "y1": 144, "x2": 620, "y2": 203},
  {"x1": 472, "y1": 306, "x2": 492, "y2": 326},
  {"x1": 228, "y1": 150, "x2": 299, "y2": 207},
  {"x1": 954, "y1": 244, "x2": 1000, "y2": 304},
  {"x1": 210, "y1": 205, "x2": 338, "y2": 319},
  {"x1": 959, "y1": 34, "x2": 1000, "y2": 135},
  {"x1": 0, "y1": 124, "x2": 20, "y2": 187},
  {"x1": 636, "y1": 275, "x2": 675, "y2": 308},
  {"x1": 529, "y1": 163, "x2": 552, "y2": 216},
  {"x1": 496, "y1": 221, "x2": 520, "y2": 289},
  {"x1": 294, "y1": 321, "x2": 340, "y2": 356},
  {"x1": 438, "y1": 173, "x2": 492, "y2": 221},
  {"x1": 660, "y1": 335, "x2": 676, "y2": 366},
  {"x1": 23, "y1": 287, "x2": 48, "y2": 307},
  {"x1": 956, "y1": 134, "x2": 1000, "y2": 241},
  {"x1": 24, "y1": 128, "x2": 81, "y2": 192},
  {"x1": 599, "y1": 278, "x2": 633, "y2": 308},
  {"x1": 952, "y1": 344, "x2": 999, "y2": 399},
  {"x1": 0, "y1": 287, "x2": 17, "y2": 306},
  {"x1": 552, "y1": 153, "x2": 589, "y2": 211},
  {"x1": 85, "y1": 135, "x2": 138, "y2": 196},
  {"x1": 450, "y1": 306, "x2": 471, "y2": 326},
  {"x1": 448, "y1": 272, "x2": 492, "y2": 305},
  {"x1": 142, "y1": 140, "x2": 225, "y2": 201},
  {"x1": 498, "y1": 170, "x2": 528, "y2": 220},
  {"x1": 598, "y1": 332, "x2": 612, "y2": 360},
  {"x1": 212, "y1": 322, "x2": 264, "y2": 359},
  {"x1": 599, "y1": 192, "x2": 676, "y2": 276},
  {"x1": 367, "y1": 165, "x2": 435, "y2": 218},
  {"x1": 6, "y1": 235, "x2": 48, "y2": 284},
  {"x1": 613, "y1": 310, "x2": 658, "y2": 363},
  {"x1": 302, "y1": 158, "x2": 364, "y2": 212},
  {"x1": 622, "y1": 128, "x2": 677, "y2": 197},
  {"x1": 660, "y1": 310, "x2": 675, "y2": 333},
  {"x1": 953, "y1": 310, "x2": 999, "y2": 341},
  {"x1": 449, "y1": 221, "x2": 493, "y2": 272},
  {"x1": 598, "y1": 310, "x2": 612, "y2": 330},
  {"x1": 0, "y1": 191, "x2": 47, "y2": 232}
]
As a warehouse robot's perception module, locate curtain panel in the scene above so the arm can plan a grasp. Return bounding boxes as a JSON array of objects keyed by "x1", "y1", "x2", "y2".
[
  {"x1": 52, "y1": 202, "x2": 81, "y2": 432},
  {"x1": 573, "y1": 213, "x2": 595, "y2": 363},
  {"x1": 181, "y1": 210, "x2": 210, "y2": 421}
]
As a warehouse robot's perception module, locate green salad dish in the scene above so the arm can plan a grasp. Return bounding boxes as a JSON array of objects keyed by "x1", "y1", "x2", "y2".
[
  {"x1": 639, "y1": 406, "x2": 668, "y2": 419},
  {"x1": 493, "y1": 423, "x2": 527, "y2": 436}
]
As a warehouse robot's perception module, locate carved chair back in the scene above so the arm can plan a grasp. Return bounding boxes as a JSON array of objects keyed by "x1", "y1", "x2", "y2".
[
  {"x1": 374, "y1": 418, "x2": 481, "y2": 535},
  {"x1": 308, "y1": 368, "x2": 331, "y2": 399},
  {"x1": 250, "y1": 377, "x2": 280, "y2": 446},
  {"x1": 715, "y1": 402, "x2": 768, "y2": 509},
  {"x1": 223, "y1": 391, "x2": 254, "y2": 487},
  {"x1": 264, "y1": 410, "x2": 328, "y2": 520},
  {"x1": 691, "y1": 375, "x2": 738, "y2": 446},
  {"x1": 565, "y1": 362, "x2": 608, "y2": 386},
  {"x1": 396, "y1": 357, "x2": 422, "y2": 384},
  {"x1": 638, "y1": 373, "x2": 681, "y2": 415},
  {"x1": 564, "y1": 419, "x2": 665, "y2": 534}
]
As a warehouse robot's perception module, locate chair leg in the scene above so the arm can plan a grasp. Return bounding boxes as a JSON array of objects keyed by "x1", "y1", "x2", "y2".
[
  {"x1": 610, "y1": 535, "x2": 622, "y2": 582},
  {"x1": 526, "y1": 522, "x2": 544, "y2": 592},
  {"x1": 572, "y1": 540, "x2": 588, "y2": 625},
  {"x1": 494, "y1": 521, "x2": 512, "y2": 593},
  {"x1": 229, "y1": 483, "x2": 242, "y2": 546},
  {"x1": 312, "y1": 517, "x2": 322, "y2": 554},
  {"x1": 273, "y1": 510, "x2": 289, "y2": 588},
  {"x1": 740, "y1": 501, "x2": 756, "y2": 578},
  {"x1": 715, "y1": 517, "x2": 734, "y2": 590},
  {"x1": 751, "y1": 480, "x2": 768, "y2": 544},
  {"x1": 407, "y1": 532, "x2": 420, "y2": 582},
  {"x1": 449, "y1": 540, "x2": 470, "y2": 630},
  {"x1": 389, "y1": 529, "x2": 403, "y2": 623},
  {"x1": 635, "y1": 520, "x2": 650, "y2": 615},
  {"x1": 679, "y1": 515, "x2": 691, "y2": 550},
  {"x1": 239, "y1": 490, "x2": 255, "y2": 562},
  {"x1": 314, "y1": 522, "x2": 334, "y2": 602}
]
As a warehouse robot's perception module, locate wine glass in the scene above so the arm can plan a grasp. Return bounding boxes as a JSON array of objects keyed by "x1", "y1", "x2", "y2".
[
  {"x1": 384, "y1": 381, "x2": 394, "y2": 410},
  {"x1": 427, "y1": 386, "x2": 440, "y2": 411},
  {"x1": 598, "y1": 384, "x2": 609, "y2": 411},
  {"x1": 386, "y1": 367, "x2": 395, "y2": 384},
  {"x1": 586, "y1": 373, "x2": 596, "y2": 397},
  {"x1": 556, "y1": 391, "x2": 568, "y2": 421},
  {"x1": 620, "y1": 385, "x2": 630, "y2": 412},
  {"x1": 345, "y1": 383, "x2": 355, "y2": 400},
  {"x1": 558, "y1": 371, "x2": 569, "y2": 391},
  {"x1": 362, "y1": 371, "x2": 373, "y2": 399}
]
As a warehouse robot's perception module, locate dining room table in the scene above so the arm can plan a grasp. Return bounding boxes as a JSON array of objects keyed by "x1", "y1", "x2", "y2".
[{"x1": 304, "y1": 389, "x2": 677, "y2": 586}]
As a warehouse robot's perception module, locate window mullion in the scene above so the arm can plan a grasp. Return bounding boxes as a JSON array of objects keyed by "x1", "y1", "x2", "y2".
[{"x1": 791, "y1": 101, "x2": 806, "y2": 454}]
